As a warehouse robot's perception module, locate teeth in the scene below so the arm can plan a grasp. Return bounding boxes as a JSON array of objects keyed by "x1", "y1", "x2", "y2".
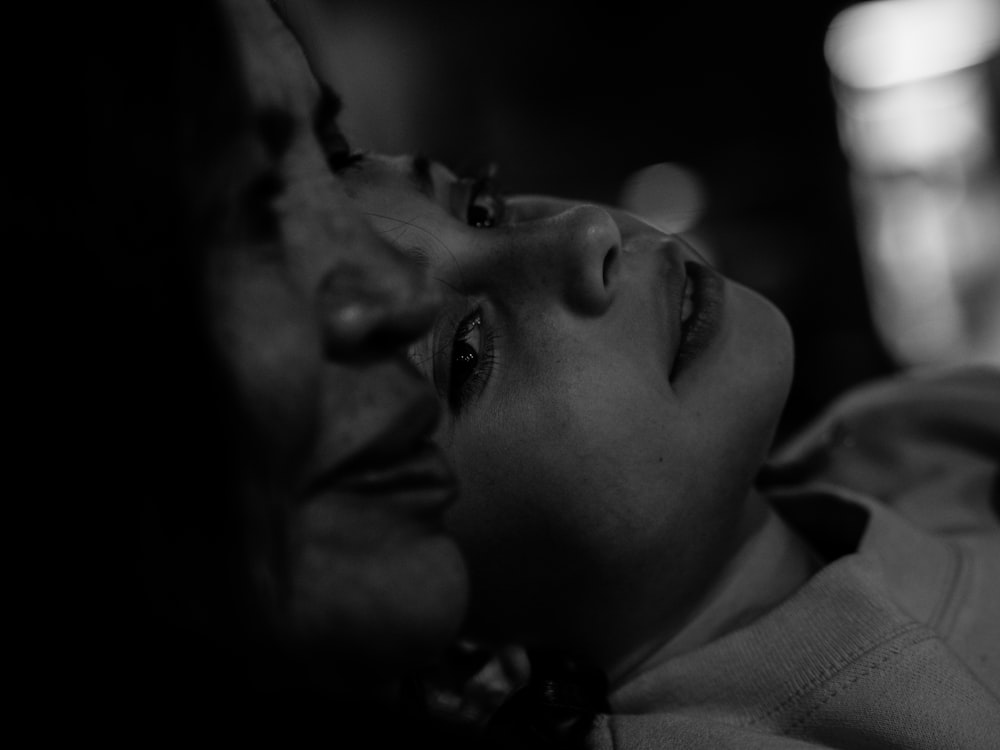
[{"x1": 681, "y1": 276, "x2": 695, "y2": 325}]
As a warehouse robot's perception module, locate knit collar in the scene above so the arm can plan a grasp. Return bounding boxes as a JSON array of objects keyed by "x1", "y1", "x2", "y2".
[{"x1": 609, "y1": 486, "x2": 956, "y2": 724}]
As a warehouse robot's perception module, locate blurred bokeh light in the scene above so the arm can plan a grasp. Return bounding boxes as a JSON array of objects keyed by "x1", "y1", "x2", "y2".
[
  {"x1": 619, "y1": 162, "x2": 707, "y2": 235},
  {"x1": 826, "y1": 0, "x2": 1000, "y2": 367}
]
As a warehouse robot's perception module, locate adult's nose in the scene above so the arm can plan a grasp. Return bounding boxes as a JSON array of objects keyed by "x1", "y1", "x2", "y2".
[
  {"x1": 318, "y1": 235, "x2": 442, "y2": 360},
  {"x1": 517, "y1": 203, "x2": 621, "y2": 316}
]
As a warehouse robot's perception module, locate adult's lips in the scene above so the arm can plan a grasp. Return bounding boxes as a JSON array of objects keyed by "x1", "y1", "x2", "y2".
[{"x1": 302, "y1": 390, "x2": 456, "y2": 517}]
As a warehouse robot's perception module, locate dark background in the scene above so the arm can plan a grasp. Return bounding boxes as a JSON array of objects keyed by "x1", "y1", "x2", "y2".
[{"x1": 331, "y1": 0, "x2": 901, "y2": 442}]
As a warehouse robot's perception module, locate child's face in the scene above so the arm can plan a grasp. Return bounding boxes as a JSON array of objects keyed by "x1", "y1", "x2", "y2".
[{"x1": 338, "y1": 154, "x2": 795, "y2": 670}]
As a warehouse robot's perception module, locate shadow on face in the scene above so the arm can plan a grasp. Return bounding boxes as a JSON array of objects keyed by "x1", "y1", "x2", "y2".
[
  {"x1": 93, "y1": 0, "x2": 467, "y2": 707},
  {"x1": 335, "y1": 152, "x2": 795, "y2": 672}
]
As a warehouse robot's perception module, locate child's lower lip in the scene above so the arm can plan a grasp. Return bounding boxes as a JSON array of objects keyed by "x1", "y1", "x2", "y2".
[{"x1": 670, "y1": 262, "x2": 724, "y2": 379}]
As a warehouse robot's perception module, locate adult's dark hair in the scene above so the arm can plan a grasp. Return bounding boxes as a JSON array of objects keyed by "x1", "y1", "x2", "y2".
[{"x1": 89, "y1": 0, "x2": 287, "y2": 717}]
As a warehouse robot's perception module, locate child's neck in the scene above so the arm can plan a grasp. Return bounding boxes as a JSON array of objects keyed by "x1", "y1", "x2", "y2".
[{"x1": 612, "y1": 490, "x2": 821, "y2": 685}]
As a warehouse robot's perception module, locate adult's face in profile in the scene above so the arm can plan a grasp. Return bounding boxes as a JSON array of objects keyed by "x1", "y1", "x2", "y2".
[{"x1": 204, "y1": 0, "x2": 468, "y2": 683}]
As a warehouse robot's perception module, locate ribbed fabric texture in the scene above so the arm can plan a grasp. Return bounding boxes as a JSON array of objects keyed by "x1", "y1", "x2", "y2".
[{"x1": 590, "y1": 367, "x2": 1000, "y2": 749}]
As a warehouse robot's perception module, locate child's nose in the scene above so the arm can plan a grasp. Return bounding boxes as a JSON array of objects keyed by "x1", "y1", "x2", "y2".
[{"x1": 519, "y1": 203, "x2": 622, "y2": 317}]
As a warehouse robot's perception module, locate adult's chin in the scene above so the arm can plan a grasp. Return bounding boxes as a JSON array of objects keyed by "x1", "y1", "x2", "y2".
[{"x1": 287, "y1": 534, "x2": 470, "y2": 692}]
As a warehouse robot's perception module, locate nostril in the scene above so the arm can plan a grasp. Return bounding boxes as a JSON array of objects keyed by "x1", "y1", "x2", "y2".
[{"x1": 602, "y1": 245, "x2": 620, "y2": 288}]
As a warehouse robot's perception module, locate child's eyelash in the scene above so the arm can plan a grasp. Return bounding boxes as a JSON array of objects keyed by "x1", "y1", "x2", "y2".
[
  {"x1": 446, "y1": 309, "x2": 498, "y2": 413},
  {"x1": 451, "y1": 329, "x2": 497, "y2": 413}
]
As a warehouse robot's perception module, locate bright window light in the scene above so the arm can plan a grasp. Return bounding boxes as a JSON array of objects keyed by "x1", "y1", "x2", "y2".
[{"x1": 826, "y1": 0, "x2": 1000, "y2": 89}]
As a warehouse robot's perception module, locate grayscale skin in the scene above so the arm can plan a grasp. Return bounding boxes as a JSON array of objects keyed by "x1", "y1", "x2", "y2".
[{"x1": 334, "y1": 151, "x2": 809, "y2": 684}]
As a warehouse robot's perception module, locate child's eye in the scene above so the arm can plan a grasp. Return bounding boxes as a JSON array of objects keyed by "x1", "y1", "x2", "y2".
[
  {"x1": 451, "y1": 313, "x2": 482, "y2": 391},
  {"x1": 465, "y1": 164, "x2": 505, "y2": 229},
  {"x1": 448, "y1": 310, "x2": 495, "y2": 411}
]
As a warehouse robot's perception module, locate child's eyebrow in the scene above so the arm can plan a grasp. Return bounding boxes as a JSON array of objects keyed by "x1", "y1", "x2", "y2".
[{"x1": 402, "y1": 247, "x2": 431, "y2": 268}]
